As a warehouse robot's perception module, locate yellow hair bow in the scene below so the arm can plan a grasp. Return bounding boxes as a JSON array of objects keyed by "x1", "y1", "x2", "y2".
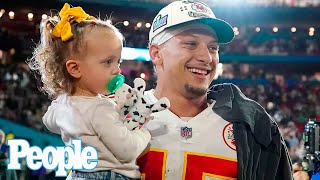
[{"x1": 52, "y1": 3, "x2": 96, "y2": 41}]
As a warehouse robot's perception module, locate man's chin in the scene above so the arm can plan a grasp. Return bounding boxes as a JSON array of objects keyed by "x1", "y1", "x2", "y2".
[{"x1": 184, "y1": 84, "x2": 208, "y2": 98}]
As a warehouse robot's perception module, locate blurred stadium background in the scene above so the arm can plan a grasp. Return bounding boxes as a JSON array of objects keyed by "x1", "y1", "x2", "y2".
[{"x1": 0, "y1": 0, "x2": 320, "y2": 179}]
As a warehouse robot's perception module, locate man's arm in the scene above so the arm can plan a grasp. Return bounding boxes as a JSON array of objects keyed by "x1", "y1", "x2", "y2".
[{"x1": 275, "y1": 136, "x2": 294, "y2": 179}]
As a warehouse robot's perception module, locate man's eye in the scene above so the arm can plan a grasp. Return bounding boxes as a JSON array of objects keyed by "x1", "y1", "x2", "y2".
[
  {"x1": 209, "y1": 46, "x2": 219, "y2": 51},
  {"x1": 185, "y1": 42, "x2": 197, "y2": 46},
  {"x1": 105, "y1": 60, "x2": 112, "y2": 64}
]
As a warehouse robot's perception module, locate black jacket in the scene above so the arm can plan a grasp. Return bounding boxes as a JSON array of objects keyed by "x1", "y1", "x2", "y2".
[{"x1": 208, "y1": 83, "x2": 293, "y2": 180}]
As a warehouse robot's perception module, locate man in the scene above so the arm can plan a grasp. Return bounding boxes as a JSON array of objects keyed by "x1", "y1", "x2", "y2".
[
  {"x1": 0, "y1": 130, "x2": 18, "y2": 180},
  {"x1": 293, "y1": 163, "x2": 310, "y2": 180},
  {"x1": 136, "y1": 0, "x2": 295, "y2": 179}
]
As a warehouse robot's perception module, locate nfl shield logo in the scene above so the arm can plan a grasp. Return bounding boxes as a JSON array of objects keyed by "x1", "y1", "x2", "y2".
[{"x1": 181, "y1": 127, "x2": 192, "y2": 139}]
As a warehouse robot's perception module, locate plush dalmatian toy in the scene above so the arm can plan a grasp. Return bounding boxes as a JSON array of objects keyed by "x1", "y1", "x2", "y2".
[{"x1": 114, "y1": 78, "x2": 170, "y2": 130}]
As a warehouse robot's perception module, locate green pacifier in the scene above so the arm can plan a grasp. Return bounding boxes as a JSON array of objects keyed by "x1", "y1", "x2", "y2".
[{"x1": 107, "y1": 74, "x2": 125, "y2": 94}]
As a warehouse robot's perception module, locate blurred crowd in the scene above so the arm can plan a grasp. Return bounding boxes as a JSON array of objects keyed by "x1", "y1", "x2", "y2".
[
  {"x1": 0, "y1": 61, "x2": 319, "y2": 164},
  {"x1": 219, "y1": 29, "x2": 320, "y2": 56},
  {"x1": 87, "y1": 24, "x2": 320, "y2": 56},
  {"x1": 108, "y1": 27, "x2": 320, "y2": 56},
  {"x1": 129, "y1": 0, "x2": 320, "y2": 7},
  {"x1": 0, "y1": 14, "x2": 320, "y2": 169},
  {"x1": 1, "y1": 24, "x2": 320, "y2": 64},
  {"x1": 0, "y1": 63, "x2": 50, "y2": 132},
  {"x1": 217, "y1": 63, "x2": 320, "y2": 163},
  {"x1": 0, "y1": 2, "x2": 319, "y2": 179},
  {"x1": 237, "y1": 79, "x2": 320, "y2": 163}
]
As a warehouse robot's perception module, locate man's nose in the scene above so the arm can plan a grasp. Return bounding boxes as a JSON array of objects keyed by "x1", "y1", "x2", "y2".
[{"x1": 195, "y1": 44, "x2": 212, "y2": 64}]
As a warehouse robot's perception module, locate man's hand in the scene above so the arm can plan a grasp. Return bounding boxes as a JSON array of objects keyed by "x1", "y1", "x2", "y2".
[{"x1": 293, "y1": 163, "x2": 310, "y2": 180}]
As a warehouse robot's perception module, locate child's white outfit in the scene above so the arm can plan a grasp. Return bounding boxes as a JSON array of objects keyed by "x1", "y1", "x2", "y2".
[{"x1": 43, "y1": 94, "x2": 151, "y2": 178}]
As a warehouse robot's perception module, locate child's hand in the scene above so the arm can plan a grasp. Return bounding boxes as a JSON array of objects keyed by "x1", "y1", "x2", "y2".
[
  {"x1": 122, "y1": 78, "x2": 170, "y2": 130},
  {"x1": 114, "y1": 84, "x2": 137, "y2": 118}
]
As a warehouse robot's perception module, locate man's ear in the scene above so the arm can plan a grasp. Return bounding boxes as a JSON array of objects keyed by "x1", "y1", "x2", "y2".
[
  {"x1": 66, "y1": 60, "x2": 81, "y2": 78},
  {"x1": 149, "y1": 44, "x2": 163, "y2": 66}
]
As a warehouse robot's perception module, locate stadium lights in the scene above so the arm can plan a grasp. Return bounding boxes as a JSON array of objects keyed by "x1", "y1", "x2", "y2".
[
  {"x1": 214, "y1": 63, "x2": 223, "y2": 79},
  {"x1": 273, "y1": 27, "x2": 278, "y2": 33},
  {"x1": 123, "y1": 21, "x2": 129, "y2": 26},
  {"x1": 42, "y1": 14, "x2": 48, "y2": 20},
  {"x1": 9, "y1": 48, "x2": 15, "y2": 55},
  {"x1": 28, "y1": 13, "x2": 33, "y2": 21},
  {"x1": 0, "y1": 9, "x2": 5, "y2": 18},
  {"x1": 233, "y1": 27, "x2": 239, "y2": 36},
  {"x1": 140, "y1": 73, "x2": 146, "y2": 79},
  {"x1": 9, "y1": 11, "x2": 14, "y2": 19},
  {"x1": 309, "y1": 31, "x2": 314, "y2": 36},
  {"x1": 121, "y1": 47, "x2": 151, "y2": 61},
  {"x1": 4, "y1": 11, "x2": 318, "y2": 39},
  {"x1": 137, "y1": 22, "x2": 142, "y2": 28},
  {"x1": 233, "y1": 27, "x2": 238, "y2": 32},
  {"x1": 267, "y1": 102, "x2": 275, "y2": 110}
]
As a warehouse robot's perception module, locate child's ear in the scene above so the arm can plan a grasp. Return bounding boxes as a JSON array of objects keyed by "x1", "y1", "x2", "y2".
[{"x1": 66, "y1": 60, "x2": 81, "y2": 78}]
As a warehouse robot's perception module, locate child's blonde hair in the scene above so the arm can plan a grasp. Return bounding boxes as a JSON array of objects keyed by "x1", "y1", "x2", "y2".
[{"x1": 28, "y1": 4, "x2": 123, "y2": 98}]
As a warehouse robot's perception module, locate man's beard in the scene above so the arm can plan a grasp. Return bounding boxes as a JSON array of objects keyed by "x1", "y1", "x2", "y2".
[{"x1": 184, "y1": 83, "x2": 207, "y2": 98}]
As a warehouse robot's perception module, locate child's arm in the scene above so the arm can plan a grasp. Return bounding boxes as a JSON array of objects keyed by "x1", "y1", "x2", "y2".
[
  {"x1": 90, "y1": 103, "x2": 151, "y2": 163},
  {"x1": 43, "y1": 102, "x2": 62, "y2": 135}
]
